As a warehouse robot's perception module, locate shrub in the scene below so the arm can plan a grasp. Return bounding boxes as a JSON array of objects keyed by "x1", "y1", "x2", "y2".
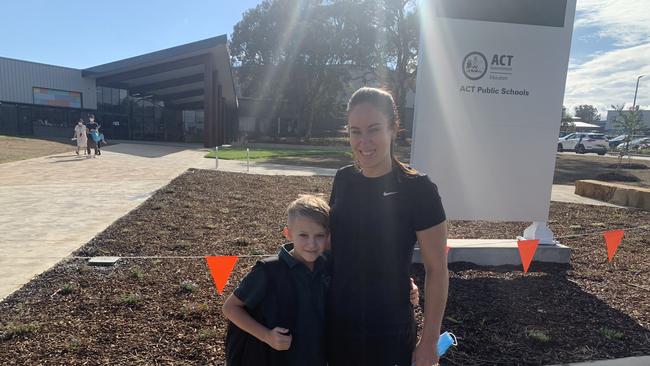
[
  {"x1": 180, "y1": 280, "x2": 199, "y2": 293},
  {"x1": 599, "y1": 327, "x2": 624, "y2": 340},
  {"x1": 0, "y1": 323, "x2": 40, "y2": 341},
  {"x1": 131, "y1": 266, "x2": 144, "y2": 280},
  {"x1": 120, "y1": 293, "x2": 143, "y2": 307},
  {"x1": 59, "y1": 283, "x2": 76, "y2": 295},
  {"x1": 526, "y1": 329, "x2": 550, "y2": 343}
]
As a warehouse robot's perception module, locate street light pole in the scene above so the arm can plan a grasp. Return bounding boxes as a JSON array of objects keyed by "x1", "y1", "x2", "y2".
[{"x1": 633, "y1": 74, "x2": 645, "y2": 109}]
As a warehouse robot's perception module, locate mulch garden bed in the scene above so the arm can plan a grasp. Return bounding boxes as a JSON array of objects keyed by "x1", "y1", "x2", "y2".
[{"x1": 1, "y1": 169, "x2": 649, "y2": 365}]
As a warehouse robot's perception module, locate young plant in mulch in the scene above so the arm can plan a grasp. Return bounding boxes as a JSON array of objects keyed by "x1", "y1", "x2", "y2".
[
  {"x1": 119, "y1": 293, "x2": 143, "y2": 308},
  {"x1": 130, "y1": 266, "x2": 144, "y2": 281},
  {"x1": 0, "y1": 323, "x2": 40, "y2": 341},
  {"x1": 179, "y1": 280, "x2": 199, "y2": 294},
  {"x1": 65, "y1": 337, "x2": 87, "y2": 354},
  {"x1": 59, "y1": 283, "x2": 76, "y2": 295},
  {"x1": 198, "y1": 327, "x2": 220, "y2": 341},
  {"x1": 167, "y1": 243, "x2": 190, "y2": 252},
  {"x1": 526, "y1": 329, "x2": 551, "y2": 344},
  {"x1": 599, "y1": 327, "x2": 624, "y2": 341},
  {"x1": 445, "y1": 316, "x2": 463, "y2": 325},
  {"x1": 178, "y1": 302, "x2": 209, "y2": 320},
  {"x1": 77, "y1": 265, "x2": 91, "y2": 275}
]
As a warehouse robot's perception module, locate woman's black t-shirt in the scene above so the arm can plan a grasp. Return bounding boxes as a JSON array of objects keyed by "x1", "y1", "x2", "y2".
[{"x1": 327, "y1": 165, "x2": 446, "y2": 338}]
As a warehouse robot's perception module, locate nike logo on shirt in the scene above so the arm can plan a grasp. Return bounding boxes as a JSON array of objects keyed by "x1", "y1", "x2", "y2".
[{"x1": 383, "y1": 191, "x2": 398, "y2": 197}]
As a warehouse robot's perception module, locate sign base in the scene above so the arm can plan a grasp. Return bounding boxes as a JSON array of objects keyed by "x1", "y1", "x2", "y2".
[{"x1": 412, "y1": 239, "x2": 570, "y2": 266}]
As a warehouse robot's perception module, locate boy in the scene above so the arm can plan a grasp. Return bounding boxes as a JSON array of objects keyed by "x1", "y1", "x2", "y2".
[{"x1": 222, "y1": 195, "x2": 419, "y2": 366}]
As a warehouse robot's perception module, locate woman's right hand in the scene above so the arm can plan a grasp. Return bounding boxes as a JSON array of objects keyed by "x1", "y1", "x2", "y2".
[{"x1": 265, "y1": 327, "x2": 292, "y2": 350}]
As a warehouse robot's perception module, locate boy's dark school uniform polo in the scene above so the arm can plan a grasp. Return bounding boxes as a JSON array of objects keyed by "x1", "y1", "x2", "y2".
[{"x1": 233, "y1": 243, "x2": 329, "y2": 366}]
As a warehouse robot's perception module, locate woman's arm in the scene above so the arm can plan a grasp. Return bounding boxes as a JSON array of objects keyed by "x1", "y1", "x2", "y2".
[
  {"x1": 222, "y1": 293, "x2": 292, "y2": 351},
  {"x1": 412, "y1": 220, "x2": 448, "y2": 366}
]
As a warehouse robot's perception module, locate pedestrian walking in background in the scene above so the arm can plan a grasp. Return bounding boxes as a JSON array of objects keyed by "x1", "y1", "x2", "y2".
[
  {"x1": 72, "y1": 119, "x2": 87, "y2": 156},
  {"x1": 86, "y1": 114, "x2": 101, "y2": 156}
]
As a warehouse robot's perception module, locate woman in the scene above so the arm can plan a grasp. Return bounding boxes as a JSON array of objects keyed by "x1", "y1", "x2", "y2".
[
  {"x1": 327, "y1": 87, "x2": 448, "y2": 366},
  {"x1": 72, "y1": 119, "x2": 87, "y2": 156}
]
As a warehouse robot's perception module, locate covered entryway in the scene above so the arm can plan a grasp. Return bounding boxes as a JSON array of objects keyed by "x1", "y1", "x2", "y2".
[{"x1": 82, "y1": 35, "x2": 238, "y2": 147}]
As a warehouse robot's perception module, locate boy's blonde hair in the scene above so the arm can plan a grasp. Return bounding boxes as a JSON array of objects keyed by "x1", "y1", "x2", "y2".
[{"x1": 286, "y1": 195, "x2": 330, "y2": 231}]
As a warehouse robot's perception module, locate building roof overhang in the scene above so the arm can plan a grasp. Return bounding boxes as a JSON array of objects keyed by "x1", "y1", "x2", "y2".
[{"x1": 83, "y1": 35, "x2": 236, "y2": 110}]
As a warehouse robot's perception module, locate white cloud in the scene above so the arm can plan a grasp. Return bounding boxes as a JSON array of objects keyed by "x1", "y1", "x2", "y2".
[
  {"x1": 576, "y1": 0, "x2": 650, "y2": 47},
  {"x1": 564, "y1": 1, "x2": 650, "y2": 117},
  {"x1": 564, "y1": 43, "x2": 650, "y2": 115}
]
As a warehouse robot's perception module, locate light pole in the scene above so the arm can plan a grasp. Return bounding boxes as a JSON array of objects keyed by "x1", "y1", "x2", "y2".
[{"x1": 633, "y1": 74, "x2": 645, "y2": 109}]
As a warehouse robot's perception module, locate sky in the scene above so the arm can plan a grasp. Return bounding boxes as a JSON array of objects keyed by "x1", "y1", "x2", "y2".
[{"x1": 0, "y1": 0, "x2": 648, "y2": 119}]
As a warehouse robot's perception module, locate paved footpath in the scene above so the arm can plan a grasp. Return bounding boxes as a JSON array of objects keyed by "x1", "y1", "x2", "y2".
[
  {"x1": 550, "y1": 356, "x2": 650, "y2": 366},
  {"x1": 0, "y1": 142, "x2": 338, "y2": 301},
  {"x1": 0, "y1": 142, "x2": 621, "y2": 300}
]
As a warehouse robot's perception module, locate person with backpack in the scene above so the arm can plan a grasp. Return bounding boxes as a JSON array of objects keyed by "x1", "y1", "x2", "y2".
[
  {"x1": 85, "y1": 114, "x2": 102, "y2": 156},
  {"x1": 222, "y1": 195, "x2": 419, "y2": 366}
]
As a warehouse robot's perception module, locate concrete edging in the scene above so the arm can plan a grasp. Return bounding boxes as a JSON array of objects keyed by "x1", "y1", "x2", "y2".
[
  {"x1": 549, "y1": 355, "x2": 650, "y2": 366},
  {"x1": 412, "y1": 240, "x2": 571, "y2": 266}
]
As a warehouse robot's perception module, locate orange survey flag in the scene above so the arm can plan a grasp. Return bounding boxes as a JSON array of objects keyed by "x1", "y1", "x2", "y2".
[
  {"x1": 603, "y1": 230, "x2": 624, "y2": 262},
  {"x1": 205, "y1": 256, "x2": 238, "y2": 295},
  {"x1": 517, "y1": 239, "x2": 539, "y2": 273}
]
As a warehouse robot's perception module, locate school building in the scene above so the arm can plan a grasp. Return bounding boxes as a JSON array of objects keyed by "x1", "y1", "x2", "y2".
[{"x1": 0, "y1": 35, "x2": 238, "y2": 147}]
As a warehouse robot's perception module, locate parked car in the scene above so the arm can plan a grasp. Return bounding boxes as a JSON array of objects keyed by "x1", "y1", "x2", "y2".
[
  {"x1": 616, "y1": 136, "x2": 650, "y2": 150},
  {"x1": 638, "y1": 142, "x2": 650, "y2": 151},
  {"x1": 557, "y1": 132, "x2": 608, "y2": 155},
  {"x1": 607, "y1": 134, "x2": 628, "y2": 148}
]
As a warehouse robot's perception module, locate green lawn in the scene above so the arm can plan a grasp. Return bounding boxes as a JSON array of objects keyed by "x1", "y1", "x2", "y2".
[{"x1": 204, "y1": 147, "x2": 347, "y2": 160}]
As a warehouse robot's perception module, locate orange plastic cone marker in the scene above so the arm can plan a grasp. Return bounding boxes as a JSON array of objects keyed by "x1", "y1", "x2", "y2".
[
  {"x1": 205, "y1": 256, "x2": 238, "y2": 295},
  {"x1": 517, "y1": 239, "x2": 539, "y2": 273},
  {"x1": 603, "y1": 230, "x2": 624, "y2": 262}
]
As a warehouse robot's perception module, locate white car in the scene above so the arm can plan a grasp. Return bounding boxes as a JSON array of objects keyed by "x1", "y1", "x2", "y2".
[
  {"x1": 557, "y1": 132, "x2": 608, "y2": 155},
  {"x1": 616, "y1": 137, "x2": 650, "y2": 151}
]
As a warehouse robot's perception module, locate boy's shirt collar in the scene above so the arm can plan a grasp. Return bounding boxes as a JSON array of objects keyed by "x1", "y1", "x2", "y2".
[{"x1": 279, "y1": 242, "x2": 326, "y2": 271}]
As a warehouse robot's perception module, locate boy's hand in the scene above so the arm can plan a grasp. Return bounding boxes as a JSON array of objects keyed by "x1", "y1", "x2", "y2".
[
  {"x1": 410, "y1": 277, "x2": 420, "y2": 306},
  {"x1": 265, "y1": 327, "x2": 292, "y2": 351}
]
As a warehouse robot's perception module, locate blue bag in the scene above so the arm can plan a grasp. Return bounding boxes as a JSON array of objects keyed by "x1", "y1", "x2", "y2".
[{"x1": 91, "y1": 131, "x2": 101, "y2": 142}]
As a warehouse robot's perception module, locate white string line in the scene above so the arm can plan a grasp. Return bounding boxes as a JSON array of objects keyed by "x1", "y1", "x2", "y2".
[{"x1": 0, "y1": 225, "x2": 647, "y2": 260}]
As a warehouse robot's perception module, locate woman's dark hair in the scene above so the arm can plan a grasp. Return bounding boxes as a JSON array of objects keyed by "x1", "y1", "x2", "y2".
[{"x1": 346, "y1": 87, "x2": 417, "y2": 176}]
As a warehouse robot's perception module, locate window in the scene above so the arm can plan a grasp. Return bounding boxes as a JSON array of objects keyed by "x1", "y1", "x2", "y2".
[{"x1": 182, "y1": 109, "x2": 203, "y2": 142}]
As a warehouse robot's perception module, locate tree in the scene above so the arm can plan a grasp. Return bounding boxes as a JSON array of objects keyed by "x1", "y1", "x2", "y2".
[
  {"x1": 612, "y1": 104, "x2": 644, "y2": 170},
  {"x1": 231, "y1": 0, "x2": 369, "y2": 139},
  {"x1": 560, "y1": 106, "x2": 575, "y2": 134},
  {"x1": 342, "y1": 0, "x2": 418, "y2": 127},
  {"x1": 560, "y1": 119, "x2": 576, "y2": 135},
  {"x1": 574, "y1": 104, "x2": 601, "y2": 124},
  {"x1": 231, "y1": 0, "x2": 420, "y2": 139}
]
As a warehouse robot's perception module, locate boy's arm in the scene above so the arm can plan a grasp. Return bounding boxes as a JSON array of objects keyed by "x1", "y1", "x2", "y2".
[{"x1": 222, "y1": 291, "x2": 292, "y2": 351}]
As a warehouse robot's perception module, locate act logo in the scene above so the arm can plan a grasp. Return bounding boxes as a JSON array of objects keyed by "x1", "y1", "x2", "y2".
[{"x1": 462, "y1": 52, "x2": 488, "y2": 80}]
